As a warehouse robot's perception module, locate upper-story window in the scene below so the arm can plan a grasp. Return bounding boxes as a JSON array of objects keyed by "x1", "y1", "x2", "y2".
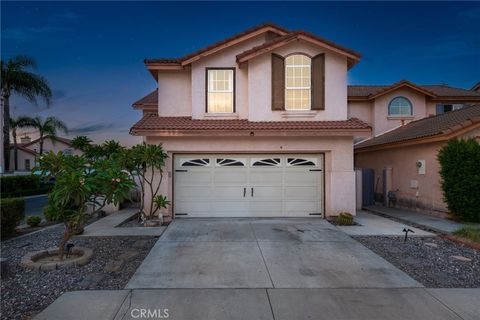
[
  {"x1": 388, "y1": 96, "x2": 412, "y2": 116},
  {"x1": 436, "y1": 104, "x2": 464, "y2": 115},
  {"x1": 285, "y1": 54, "x2": 311, "y2": 110},
  {"x1": 207, "y1": 68, "x2": 235, "y2": 113}
]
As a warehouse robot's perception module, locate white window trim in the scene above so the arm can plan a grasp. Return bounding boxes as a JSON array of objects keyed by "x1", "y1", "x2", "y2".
[
  {"x1": 388, "y1": 96, "x2": 413, "y2": 116},
  {"x1": 285, "y1": 55, "x2": 312, "y2": 111},
  {"x1": 207, "y1": 68, "x2": 235, "y2": 114}
]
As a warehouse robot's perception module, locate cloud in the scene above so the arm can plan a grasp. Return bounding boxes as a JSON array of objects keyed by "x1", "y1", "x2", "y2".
[
  {"x1": 1, "y1": 26, "x2": 67, "y2": 42},
  {"x1": 69, "y1": 122, "x2": 119, "y2": 135}
]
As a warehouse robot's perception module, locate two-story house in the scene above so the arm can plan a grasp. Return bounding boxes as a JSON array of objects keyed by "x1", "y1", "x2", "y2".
[
  {"x1": 131, "y1": 23, "x2": 480, "y2": 220},
  {"x1": 131, "y1": 24, "x2": 372, "y2": 219}
]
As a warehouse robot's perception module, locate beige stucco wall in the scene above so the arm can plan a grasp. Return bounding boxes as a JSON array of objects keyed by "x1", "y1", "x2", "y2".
[
  {"x1": 157, "y1": 70, "x2": 192, "y2": 117},
  {"x1": 153, "y1": 36, "x2": 351, "y2": 123},
  {"x1": 145, "y1": 135, "x2": 356, "y2": 219},
  {"x1": 356, "y1": 141, "x2": 447, "y2": 213},
  {"x1": 348, "y1": 101, "x2": 372, "y2": 127},
  {"x1": 190, "y1": 34, "x2": 267, "y2": 120},
  {"x1": 372, "y1": 88, "x2": 428, "y2": 136},
  {"x1": 9, "y1": 149, "x2": 36, "y2": 171},
  {"x1": 355, "y1": 128, "x2": 480, "y2": 215},
  {"x1": 248, "y1": 40, "x2": 348, "y2": 122}
]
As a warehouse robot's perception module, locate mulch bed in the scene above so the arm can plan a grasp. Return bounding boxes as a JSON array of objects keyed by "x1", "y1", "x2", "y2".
[
  {"x1": 0, "y1": 224, "x2": 157, "y2": 320},
  {"x1": 354, "y1": 235, "x2": 480, "y2": 288}
]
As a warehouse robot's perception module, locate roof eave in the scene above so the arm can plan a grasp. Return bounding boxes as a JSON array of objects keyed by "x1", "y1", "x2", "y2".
[
  {"x1": 367, "y1": 81, "x2": 438, "y2": 100},
  {"x1": 130, "y1": 127, "x2": 371, "y2": 137},
  {"x1": 236, "y1": 33, "x2": 361, "y2": 69},
  {"x1": 355, "y1": 118, "x2": 480, "y2": 152}
]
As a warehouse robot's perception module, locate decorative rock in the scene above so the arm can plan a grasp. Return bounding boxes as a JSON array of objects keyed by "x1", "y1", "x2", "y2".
[
  {"x1": 424, "y1": 242, "x2": 438, "y2": 248},
  {"x1": 79, "y1": 273, "x2": 105, "y2": 289},
  {"x1": 0, "y1": 258, "x2": 9, "y2": 278},
  {"x1": 104, "y1": 259, "x2": 125, "y2": 272},
  {"x1": 132, "y1": 240, "x2": 151, "y2": 248},
  {"x1": 117, "y1": 250, "x2": 138, "y2": 261},
  {"x1": 21, "y1": 247, "x2": 94, "y2": 271},
  {"x1": 450, "y1": 255, "x2": 472, "y2": 262}
]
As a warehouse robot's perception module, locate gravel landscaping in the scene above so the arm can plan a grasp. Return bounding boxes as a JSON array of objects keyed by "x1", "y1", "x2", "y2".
[
  {"x1": 354, "y1": 236, "x2": 480, "y2": 288},
  {"x1": 0, "y1": 224, "x2": 157, "y2": 320}
]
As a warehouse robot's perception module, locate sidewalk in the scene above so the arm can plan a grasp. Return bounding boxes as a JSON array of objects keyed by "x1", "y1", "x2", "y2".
[
  {"x1": 364, "y1": 205, "x2": 476, "y2": 234},
  {"x1": 80, "y1": 208, "x2": 165, "y2": 237},
  {"x1": 34, "y1": 288, "x2": 480, "y2": 320}
]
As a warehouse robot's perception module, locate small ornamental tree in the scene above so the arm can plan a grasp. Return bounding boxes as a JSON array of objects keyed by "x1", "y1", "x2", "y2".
[
  {"x1": 36, "y1": 151, "x2": 135, "y2": 259},
  {"x1": 117, "y1": 143, "x2": 169, "y2": 220},
  {"x1": 438, "y1": 138, "x2": 480, "y2": 222}
]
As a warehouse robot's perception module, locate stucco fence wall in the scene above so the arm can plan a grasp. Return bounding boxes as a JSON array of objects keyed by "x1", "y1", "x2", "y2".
[{"x1": 143, "y1": 135, "x2": 357, "y2": 220}]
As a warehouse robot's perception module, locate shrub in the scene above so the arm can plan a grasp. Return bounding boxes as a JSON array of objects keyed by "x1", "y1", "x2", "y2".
[
  {"x1": 43, "y1": 204, "x2": 60, "y2": 222},
  {"x1": 0, "y1": 175, "x2": 52, "y2": 198},
  {"x1": 0, "y1": 198, "x2": 25, "y2": 236},
  {"x1": 438, "y1": 139, "x2": 480, "y2": 222},
  {"x1": 336, "y1": 212, "x2": 354, "y2": 226},
  {"x1": 26, "y1": 215, "x2": 42, "y2": 227}
]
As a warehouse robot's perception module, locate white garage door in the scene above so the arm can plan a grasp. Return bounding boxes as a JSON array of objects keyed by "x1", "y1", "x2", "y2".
[{"x1": 174, "y1": 154, "x2": 323, "y2": 217}]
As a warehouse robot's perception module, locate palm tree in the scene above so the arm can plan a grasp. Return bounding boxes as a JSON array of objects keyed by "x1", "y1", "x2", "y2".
[
  {"x1": 1, "y1": 55, "x2": 52, "y2": 171},
  {"x1": 71, "y1": 135, "x2": 92, "y2": 152},
  {"x1": 30, "y1": 116, "x2": 68, "y2": 154},
  {"x1": 10, "y1": 116, "x2": 35, "y2": 170}
]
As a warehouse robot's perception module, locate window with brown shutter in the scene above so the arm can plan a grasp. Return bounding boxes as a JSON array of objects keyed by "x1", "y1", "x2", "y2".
[
  {"x1": 285, "y1": 54, "x2": 311, "y2": 110},
  {"x1": 311, "y1": 54, "x2": 325, "y2": 110},
  {"x1": 271, "y1": 54, "x2": 285, "y2": 110}
]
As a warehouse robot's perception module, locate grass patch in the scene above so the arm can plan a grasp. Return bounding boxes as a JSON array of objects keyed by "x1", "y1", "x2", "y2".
[{"x1": 453, "y1": 226, "x2": 480, "y2": 243}]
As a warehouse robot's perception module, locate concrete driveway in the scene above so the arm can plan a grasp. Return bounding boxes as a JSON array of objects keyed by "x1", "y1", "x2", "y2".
[
  {"x1": 127, "y1": 218, "x2": 421, "y2": 289},
  {"x1": 37, "y1": 219, "x2": 479, "y2": 320}
]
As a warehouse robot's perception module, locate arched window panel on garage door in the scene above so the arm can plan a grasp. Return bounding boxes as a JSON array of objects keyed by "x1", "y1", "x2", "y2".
[
  {"x1": 251, "y1": 158, "x2": 282, "y2": 167},
  {"x1": 180, "y1": 158, "x2": 211, "y2": 167},
  {"x1": 215, "y1": 158, "x2": 246, "y2": 167},
  {"x1": 287, "y1": 157, "x2": 317, "y2": 166}
]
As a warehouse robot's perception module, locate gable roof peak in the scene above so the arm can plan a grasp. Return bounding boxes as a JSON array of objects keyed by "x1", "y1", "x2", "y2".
[{"x1": 145, "y1": 22, "x2": 289, "y2": 67}]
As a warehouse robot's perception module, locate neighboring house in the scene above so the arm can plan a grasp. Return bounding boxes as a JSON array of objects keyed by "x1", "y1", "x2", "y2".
[
  {"x1": 9, "y1": 135, "x2": 81, "y2": 171},
  {"x1": 355, "y1": 105, "x2": 480, "y2": 216},
  {"x1": 131, "y1": 23, "x2": 372, "y2": 219},
  {"x1": 348, "y1": 80, "x2": 480, "y2": 137}
]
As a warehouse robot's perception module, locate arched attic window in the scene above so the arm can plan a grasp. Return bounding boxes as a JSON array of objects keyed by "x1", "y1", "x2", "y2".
[{"x1": 388, "y1": 96, "x2": 412, "y2": 116}]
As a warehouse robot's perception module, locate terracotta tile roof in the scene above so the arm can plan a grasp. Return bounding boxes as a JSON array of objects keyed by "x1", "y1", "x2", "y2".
[
  {"x1": 130, "y1": 113, "x2": 370, "y2": 134},
  {"x1": 421, "y1": 85, "x2": 480, "y2": 97},
  {"x1": 145, "y1": 23, "x2": 289, "y2": 66},
  {"x1": 133, "y1": 89, "x2": 158, "y2": 107},
  {"x1": 355, "y1": 105, "x2": 480, "y2": 149},
  {"x1": 236, "y1": 31, "x2": 361, "y2": 64},
  {"x1": 349, "y1": 83, "x2": 480, "y2": 98}
]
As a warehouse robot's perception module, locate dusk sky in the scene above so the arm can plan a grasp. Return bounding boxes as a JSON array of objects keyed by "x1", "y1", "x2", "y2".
[{"x1": 2, "y1": 1, "x2": 479, "y2": 145}]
